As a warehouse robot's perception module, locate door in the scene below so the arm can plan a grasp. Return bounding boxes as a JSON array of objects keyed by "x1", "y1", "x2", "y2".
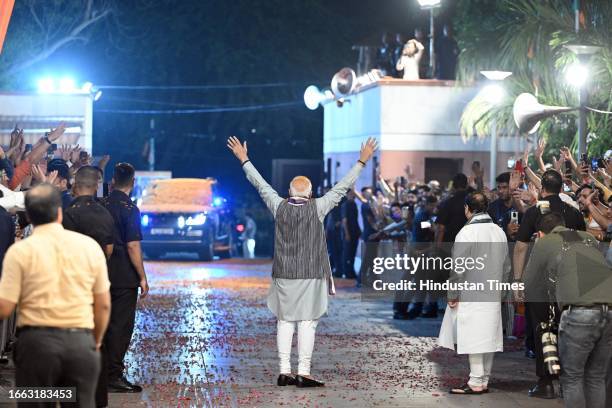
[{"x1": 424, "y1": 158, "x2": 464, "y2": 188}]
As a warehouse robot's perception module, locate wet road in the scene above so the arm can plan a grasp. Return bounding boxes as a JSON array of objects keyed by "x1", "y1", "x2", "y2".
[
  {"x1": 108, "y1": 258, "x2": 561, "y2": 407},
  {"x1": 0, "y1": 258, "x2": 562, "y2": 407}
]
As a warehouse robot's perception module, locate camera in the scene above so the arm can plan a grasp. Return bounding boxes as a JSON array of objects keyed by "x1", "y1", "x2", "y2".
[{"x1": 540, "y1": 322, "x2": 561, "y2": 376}]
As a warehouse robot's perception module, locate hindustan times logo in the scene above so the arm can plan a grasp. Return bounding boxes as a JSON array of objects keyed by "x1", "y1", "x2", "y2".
[{"x1": 372, "y1": 254, "x2": 487, "y2": 275}]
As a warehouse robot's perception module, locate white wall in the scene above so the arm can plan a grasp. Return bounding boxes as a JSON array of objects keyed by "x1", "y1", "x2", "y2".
[
  {"x1": 323, "y1": 81, "x2": 523, "y2": 154},
  {"x1": 0, "y1": 93, "x2": 93, "y2": 151}
]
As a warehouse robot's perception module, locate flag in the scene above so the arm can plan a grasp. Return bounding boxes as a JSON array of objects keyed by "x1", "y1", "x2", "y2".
[{"x1": 0, "y1": 0, "x2": 15, "y2": 54}]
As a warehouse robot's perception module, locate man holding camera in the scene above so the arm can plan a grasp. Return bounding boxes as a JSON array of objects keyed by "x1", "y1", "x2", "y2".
[
  {"x1": 513, "y1": 170, "x2": 585, "y2": 399},
  {"x1": 523, "y1": 212, "x2": 612, "y2": 408}
]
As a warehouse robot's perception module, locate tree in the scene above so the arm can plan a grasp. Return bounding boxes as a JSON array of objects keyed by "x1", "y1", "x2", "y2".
[
  {"x1": 454, "y1": 0, "x2": 611, "y2": 159},
  {"x1": 0, "y1": 0, "x2": 111, "y2": 85}
]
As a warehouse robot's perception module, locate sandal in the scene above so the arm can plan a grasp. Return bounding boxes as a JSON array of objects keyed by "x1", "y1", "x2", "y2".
[{"x1": 449, "y1": 384, "x2": 485, "y2": 395}]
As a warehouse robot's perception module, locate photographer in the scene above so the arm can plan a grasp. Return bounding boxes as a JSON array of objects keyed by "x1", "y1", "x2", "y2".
[
  {"x1": 523, "y1": 212, "x2": 612, "y2": 408},
  {"x1": 399, "y1": 195, "x2": 438, "y2": 319},
  {"x1": 513, "y1": 169, "x2": 585, "y2": 399}
]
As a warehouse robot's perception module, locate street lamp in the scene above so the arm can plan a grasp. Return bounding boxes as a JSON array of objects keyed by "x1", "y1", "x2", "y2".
[
  {"x1": 564, "y1": 44, "x2": 601, "y2": 158},
  {"x1": 417, "y1": 0, "x2": 441, "y2": 78},
  {"x1": 480, "y1": 70, "x2": 512, "y2": 189}
]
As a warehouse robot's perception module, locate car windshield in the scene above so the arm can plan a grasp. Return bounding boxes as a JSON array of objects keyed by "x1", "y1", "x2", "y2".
[{"x1": 140, "y1": 178, "x2": 214, "y2": 212}]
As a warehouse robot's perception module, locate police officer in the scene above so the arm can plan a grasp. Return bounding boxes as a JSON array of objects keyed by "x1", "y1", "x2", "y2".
[
  {"x1": 62, "y1": 166, "x2": 116, "y2": 407},
  {"x1": 63, "y1": 166, "x2": 115, "y2": 257},
  {"x1": 101, "y1": 163, "x2": 149, "y2": 393}
]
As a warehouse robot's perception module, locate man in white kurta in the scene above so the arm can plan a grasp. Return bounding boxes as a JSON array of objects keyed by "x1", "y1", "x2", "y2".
[
  {"x1": 227, "y1": 136, "x2": 377, "y2": 387},
  {"x1": 438, "y1": 191, "x2": 510, "y2": 394}
]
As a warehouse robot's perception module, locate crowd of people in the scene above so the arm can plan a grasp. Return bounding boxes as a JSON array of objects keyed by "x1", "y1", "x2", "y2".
[
  {"x1": 325, "y1": 141, "x2": 612, "y2": 406},
  {"x1": 375, "y1": 24, "x2": 459, "y2": 80},
  {"x1": 0, "y1": 124, "x2": 149, "y2": 407},
  {"x1": 0, "y1": 122, "x2": 609, "y2": 407}
]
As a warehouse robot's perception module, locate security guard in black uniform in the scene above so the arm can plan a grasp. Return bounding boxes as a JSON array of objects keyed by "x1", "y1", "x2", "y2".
[
  {"x1": 62, "y1": 165, "x2": 116, "y2": 407},
  {"x1": 101, "y1": 163, "x2": 149, "y2": 393}
]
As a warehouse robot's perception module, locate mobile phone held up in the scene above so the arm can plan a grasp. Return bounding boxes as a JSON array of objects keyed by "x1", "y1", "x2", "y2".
[
  {"x1": 591, "y1": 157, "x2": 605, "y2": 172},
  {"x1": 510, "y1": 210, "x2": 519, "y2": 224},
  {"x1": 514, "y1": 159, "x2": 524, "y2": 174}
]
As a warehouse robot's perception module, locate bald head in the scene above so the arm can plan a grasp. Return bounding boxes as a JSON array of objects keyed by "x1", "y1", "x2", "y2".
[
  {"x1": 289, "y1": 176, "x2": 312, "y2": 198},
  {"x1": 25, "y1": 183, "x2": 62, "y2": 226}
]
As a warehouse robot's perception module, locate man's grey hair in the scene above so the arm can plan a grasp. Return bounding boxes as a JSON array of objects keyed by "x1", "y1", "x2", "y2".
[{"x1": 289, "y1": 176, "x2": 312, "y2": 198}]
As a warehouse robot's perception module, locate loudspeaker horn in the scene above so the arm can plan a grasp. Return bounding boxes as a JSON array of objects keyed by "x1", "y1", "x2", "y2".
[
  {"x1": 331, "y1": 67, "x2": 356, "y2": 97},
  {"x1": 513, "y1": 93, "x2": 577, "y2": 134}
]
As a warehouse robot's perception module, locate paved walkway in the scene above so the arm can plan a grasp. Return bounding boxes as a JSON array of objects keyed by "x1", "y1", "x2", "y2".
[{"x1": 1, "y1": 259, "x2": 564, "y2": 407}]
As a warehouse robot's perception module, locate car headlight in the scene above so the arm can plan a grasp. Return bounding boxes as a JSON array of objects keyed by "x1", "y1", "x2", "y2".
[
  {"x1": 141, "y1": 214, "x2": 150, "y2": 227},
  {"x1": 186, "y1": 213, "x2": 207, "y2": 226}
]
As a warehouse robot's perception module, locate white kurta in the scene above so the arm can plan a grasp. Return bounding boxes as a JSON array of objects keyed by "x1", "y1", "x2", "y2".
[{"x1": 438, "y1": 214, "x2": 510, "y2": 354}]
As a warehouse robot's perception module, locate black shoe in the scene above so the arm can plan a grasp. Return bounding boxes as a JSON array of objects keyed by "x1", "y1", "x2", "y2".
[
  {"x1": 420, "y1": 309, "x2": 438, "y2": 318},
  {"x1": 108, "y1": 376, "x2": 143, "y2": 393},
  {"x1": 296, "y1": 375, "x2": 325, "y2": 388},
  {"x1": 277, "y1": 374, "x2": 296, "y2": 386},
  {"x1": 525, "y1": 349, "x2": 536, "y2": 359},
  {"x1": 393, "y1": 312, "x2": 410, "y2": 320},
  {"x1": 528, "y1": 382, "x2": 555, "y2": 399}
]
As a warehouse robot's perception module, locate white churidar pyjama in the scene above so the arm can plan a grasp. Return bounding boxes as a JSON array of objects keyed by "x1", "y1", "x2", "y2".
[
  {"x1": 468, "y1": 352, "x2": 495, "y2": 388},
  {"x1": 277, "y1": 319, "x2": 319, "y2": 376}
]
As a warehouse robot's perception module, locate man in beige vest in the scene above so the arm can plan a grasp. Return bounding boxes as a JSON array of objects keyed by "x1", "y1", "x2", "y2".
[
  {"x1": 0, "y1": 184, "x2": 111, "y2": 407},
  {"x1": 228, "y1": 136, "x2": 377, "y2": 388}
]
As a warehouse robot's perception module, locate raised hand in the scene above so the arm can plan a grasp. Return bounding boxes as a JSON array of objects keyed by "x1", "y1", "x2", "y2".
[
  {"x1": 98, "y1": 154, "x2": 111, "y2": 170},
  {"x1": 47, "y1": 123, "x2": 67, "y2": 142},
  {"x1": 509, "y1": 170, "x2": 521, "y2": 191},
  {"x1": 535, "y1": 137, "x2": 546, "y2": 158},
  {"x1": 46, "y1": 170, "x2": 58, "y2": 185},
  {"x1": 359, "y1": 137, "x2": 378, "y2": 163},
  {"x1": 10, "y1": 125, "x2": 23, "y2": 148},
  {"x1": 31, "y1": 164, "x2": 46, "y2": 183},
  {"x1": 227, "y1": 136, "x2": 249, "y2": 163},
  {"x1": 57, "y1": 144, "x2": 72, "y2": 161},
  {"x1": 69, "y1": 145, "x2": 81, "y2": 164},
  {"x1": 522, "y1": 143, "x2": 531, "y2": 165}
]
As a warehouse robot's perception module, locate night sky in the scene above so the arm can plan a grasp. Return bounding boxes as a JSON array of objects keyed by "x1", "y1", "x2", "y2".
[{"x1": 3, "y1": 0, "x2": 454, "y2": 207}]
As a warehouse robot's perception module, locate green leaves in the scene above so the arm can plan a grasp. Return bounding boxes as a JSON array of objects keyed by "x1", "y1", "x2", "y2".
[{"x1": 455, "y1": 0, "x2": 612, "y2": 156}]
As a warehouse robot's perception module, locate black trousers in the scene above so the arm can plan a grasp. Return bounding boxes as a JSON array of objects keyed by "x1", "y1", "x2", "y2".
[
  {"x1": 94, "y1": 346, "x2": 108, "y2": 407},
  {"x1": 358, "y1": 240, "x2": 378, "y2": 285},
  {"x1": 326, "y1": 227, "x2": 342, "y2": 275},
  {"x1": 528, "y1": 301, "x2": 561, "y2": 380},
  {"x1": 524, "y1": 302, "x2": 535, "y2": 351},
  {"x1": 14, "y1": 328, "x2": 100, "y2": 408},
  {"x1": 342, "y1": 235, "x2": 360, "y2": 278},
  {"x1": 104, "y1": 287, "x2": 138, "y2": 380}
]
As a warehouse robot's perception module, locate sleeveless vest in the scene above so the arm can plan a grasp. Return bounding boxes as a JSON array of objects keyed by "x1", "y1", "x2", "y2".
[{"x1": 272, "y1": 199, "x2": 331, "y2": 279}]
